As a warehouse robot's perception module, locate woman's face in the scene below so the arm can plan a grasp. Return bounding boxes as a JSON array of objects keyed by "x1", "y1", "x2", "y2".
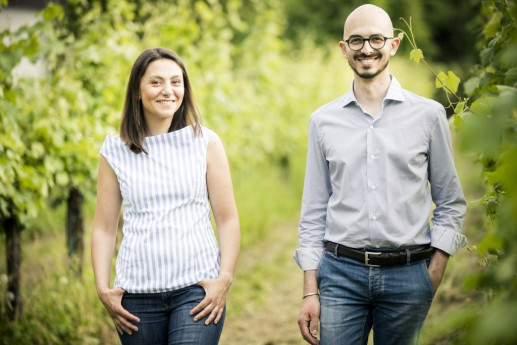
[{"x1": 139, "y1": 58, "x2": 185, "y2": 126}]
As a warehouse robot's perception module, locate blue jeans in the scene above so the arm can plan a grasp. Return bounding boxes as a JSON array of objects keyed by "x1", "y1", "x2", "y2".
[
  {"x1": 317, "y1": 251, "x2": 434, "y2": 345},
  {"x1": 119, "y1": 285, "x2": 225, "y2": 345}
]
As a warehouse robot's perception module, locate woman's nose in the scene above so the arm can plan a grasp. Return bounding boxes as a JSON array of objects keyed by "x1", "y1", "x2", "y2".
[{"x1": 162, "y1": 84, "x2": 172, "y2": 95}]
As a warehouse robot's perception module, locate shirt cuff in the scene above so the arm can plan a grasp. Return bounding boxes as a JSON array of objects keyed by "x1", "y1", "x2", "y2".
[
  {"x1": 293, "y1": 247, "x2": 325, "y2": 271},
  {"x1": 431, "y1": 225, "x2": 467, "y2": 256}
]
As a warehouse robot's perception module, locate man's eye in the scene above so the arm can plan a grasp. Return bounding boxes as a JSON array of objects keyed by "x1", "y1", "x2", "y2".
[
  {"x1": 371, "y1": 36, "x2": 384, "y2": 43},
  {"x1": 350, "y1": 38, "x2": 363, "y2": 44}
]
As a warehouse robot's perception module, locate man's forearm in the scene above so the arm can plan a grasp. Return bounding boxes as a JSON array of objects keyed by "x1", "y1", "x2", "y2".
[
  {"x1": 303, "y1": 270, "x2": 318, "y2": 295},
  {"x1": 428, "y1": 248, "x2": 450, "y2": 293}
]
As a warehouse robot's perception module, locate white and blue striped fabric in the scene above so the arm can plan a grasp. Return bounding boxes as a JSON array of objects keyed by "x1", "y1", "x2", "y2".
[{"x1": 100, "y1": 126, "x2": 220, "y2": 293}]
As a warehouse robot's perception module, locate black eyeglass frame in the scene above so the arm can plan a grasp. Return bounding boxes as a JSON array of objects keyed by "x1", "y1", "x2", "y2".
[{"x1": 344, "y1": 35, "x2": 394, "y2": 51}]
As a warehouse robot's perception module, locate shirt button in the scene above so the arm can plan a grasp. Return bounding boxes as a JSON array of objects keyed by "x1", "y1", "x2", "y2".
[
  {"x1": 369, "y1": 184, "x2": 376, "y2": 190},
  {"x1": 370, "y1": 154, "x2": 375, "y2": 160},
  {"x1": 369, "y1": 125, "x2": 374, "y2": 129},
  {"x1": 371, "y1": 215, "x2": 377, "y2": 220}
]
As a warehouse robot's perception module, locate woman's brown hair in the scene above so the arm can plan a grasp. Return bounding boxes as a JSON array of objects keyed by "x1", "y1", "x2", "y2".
[{"x1": 120, "y1": 47, "x2": 201, "y2": 154}]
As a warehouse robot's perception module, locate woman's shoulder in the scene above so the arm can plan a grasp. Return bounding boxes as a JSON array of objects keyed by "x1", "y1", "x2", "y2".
[
  {"x1": 100, "y1": 134, "x2": 126, "y2": 154},
  {"x1": 102, "y1": 133, "x2": 122, "y2": 142},
  {"x1": 199, "y1": 126, "x2": 220, "y2": 143}
]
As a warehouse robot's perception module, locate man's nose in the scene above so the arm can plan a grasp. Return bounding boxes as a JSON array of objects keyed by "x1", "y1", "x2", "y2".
[{"x1": 361, "y1": 39, "x2": 375, "y2": 53}]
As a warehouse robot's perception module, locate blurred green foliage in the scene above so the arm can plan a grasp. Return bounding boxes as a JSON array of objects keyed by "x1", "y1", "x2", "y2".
[
  {"x1": 402, "y1": 0, "x2": 517, "y2": 343},
  {"x1": 456, "y1": 1, "x2": 517, "y2": 343},
  {"x1": 281, "y1": 0, "x2": 481, "y2": 64}
]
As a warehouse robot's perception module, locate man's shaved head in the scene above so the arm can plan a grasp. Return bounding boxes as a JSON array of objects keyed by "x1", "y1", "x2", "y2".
[{"x1": 344, "y1": 4, "x2": 394, "y2": 39}]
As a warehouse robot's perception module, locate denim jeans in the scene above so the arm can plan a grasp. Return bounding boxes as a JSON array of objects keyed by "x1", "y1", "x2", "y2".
[
  {"x1": 317, "y1": 251, "x2": 434, "y2": 345},
  {"x1": 119, "y1": 285, "x2": 225, "y2": 345}
]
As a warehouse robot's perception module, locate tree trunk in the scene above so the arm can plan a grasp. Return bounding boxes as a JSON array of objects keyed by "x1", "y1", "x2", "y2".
[
  {"x1": 66, "y1": 187, "x2": 84, "y2": 275},
  {"x1": 5, "y1": 216, "x2": 23, "y2": 321}
]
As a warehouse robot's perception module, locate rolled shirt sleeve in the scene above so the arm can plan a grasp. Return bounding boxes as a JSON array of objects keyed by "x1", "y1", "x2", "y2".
[
  {"x1": 294, "y1": 118, "x2": 331, "y2": 270},
  {"x1": 428, "y1": 110, "x2": 467, "y2": 256}
]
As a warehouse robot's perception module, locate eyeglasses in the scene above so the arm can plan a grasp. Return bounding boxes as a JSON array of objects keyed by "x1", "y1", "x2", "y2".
[{"x1": 345, "y1": 35, "x2": 393, "y2": 51}]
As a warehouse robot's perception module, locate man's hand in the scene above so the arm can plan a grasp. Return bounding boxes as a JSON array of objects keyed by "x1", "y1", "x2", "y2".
[
  {"x1": 298, "y1": 295, "x2": 320, "y2": 345},
  {"x1": 427, "y1": 249, "x2": 450, "y2": 294}
]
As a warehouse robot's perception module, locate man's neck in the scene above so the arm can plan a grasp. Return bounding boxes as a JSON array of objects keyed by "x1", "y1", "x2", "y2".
[{"x1": 353, "y1": 73, "x2": 392, "y2": 118}]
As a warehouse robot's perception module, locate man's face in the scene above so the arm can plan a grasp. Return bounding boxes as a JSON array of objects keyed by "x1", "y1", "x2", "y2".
[
  {"x1": 339, "y1": 6, "x2": 399, "y2": 81},
  {"x1": 342, "y1": 33, "x2": 393, "y2": 80}
]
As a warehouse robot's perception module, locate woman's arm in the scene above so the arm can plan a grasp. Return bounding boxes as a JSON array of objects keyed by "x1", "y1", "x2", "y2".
[
  {"x1": 191, "y1": 132, "x2": 240, "y2": 325},
  {"x1": 91, "y1": 155, "x2": 140, "y2": 335}
]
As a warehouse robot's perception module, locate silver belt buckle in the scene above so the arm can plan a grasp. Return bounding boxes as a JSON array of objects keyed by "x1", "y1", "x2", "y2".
[{"x1": 364, "y1": 251, "x2": 382, "y2": 267}]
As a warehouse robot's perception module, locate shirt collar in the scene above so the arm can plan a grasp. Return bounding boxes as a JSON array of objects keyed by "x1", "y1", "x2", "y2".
[{"x1": 341, "y1": 75, "x2": 405, "y2": 108}]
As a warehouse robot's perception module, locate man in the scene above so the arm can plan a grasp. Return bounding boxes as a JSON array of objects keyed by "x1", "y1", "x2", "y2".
[{"x1": 293, "y1": 4, "x2": 467, "y2": 345}]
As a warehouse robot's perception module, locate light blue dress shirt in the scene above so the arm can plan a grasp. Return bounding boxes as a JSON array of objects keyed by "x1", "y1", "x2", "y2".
[{"x1": 294, "y1": 77, "x2": 467, "y2": 271}]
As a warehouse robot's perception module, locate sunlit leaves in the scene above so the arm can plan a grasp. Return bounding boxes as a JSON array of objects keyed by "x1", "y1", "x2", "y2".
[
  {"x1": 454, "y1": 100, "x2": 466, "y2": 115},
  {"x1": 0, "y1": 0, "x2": 317, "y2": 228},
  {"x1": 454, "y1": 1, "x2": 517, "y2": 344},
  {"x1": 484, "y1": 10, "x2": 502, "y2": 39},
  {"x1": 403, "y1": 3, "x2": 517, "y2": 343},
  {"x1": 435, "y1": 70, "x2": 461, "y2": 93},
  {"x1": 39, "y1": 2, "x2": 64, "y2": 22},
  {"x1": 409, "y1": 48, "x2": 423, "y2": 63}
]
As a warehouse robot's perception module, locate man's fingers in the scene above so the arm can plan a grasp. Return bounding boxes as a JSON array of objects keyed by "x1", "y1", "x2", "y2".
[
  {"x1": 298, "y1": 313, "x2": 320, "y2": 345},
  {"x1": 311, "y1": 317, "x2": 319, "y2": 336}
]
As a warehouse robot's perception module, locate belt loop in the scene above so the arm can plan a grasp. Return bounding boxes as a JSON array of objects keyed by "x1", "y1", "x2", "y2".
[
  {"x1": 405, "y1": 248, "x2": 411, "y2": 264},
  {"x1": 334, "y1": 243, "x2": 339, "y2": 256}
]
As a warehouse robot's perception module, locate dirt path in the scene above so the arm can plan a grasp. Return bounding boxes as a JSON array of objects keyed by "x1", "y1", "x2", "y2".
[{"x1": 219, "y1": 220, "x2": 306, "y2": 345}]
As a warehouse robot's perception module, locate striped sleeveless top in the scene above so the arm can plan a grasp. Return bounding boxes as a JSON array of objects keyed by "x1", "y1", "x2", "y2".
[{"x1": 100, "y1": 126, "x2": 220, "y2": 293}]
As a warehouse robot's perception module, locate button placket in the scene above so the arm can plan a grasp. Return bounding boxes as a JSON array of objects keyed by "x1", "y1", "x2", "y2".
[{"x1": 366, "y1": 120, "x2": 380, "y2": 235}]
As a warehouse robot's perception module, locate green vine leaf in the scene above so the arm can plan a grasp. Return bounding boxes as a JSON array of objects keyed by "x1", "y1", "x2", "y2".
[
  {"x1": 435, "y1": 71, "x2": 461, "y2": 93},
  {"x1": 454, "y1": 100, "x2": 466, "y2": 115},
  {"x1": 409, "y1": 48, "x2": 423, "y2": 63},
  {"x1": 39, "y1": 3, "x2": 64, "y2": 22}
]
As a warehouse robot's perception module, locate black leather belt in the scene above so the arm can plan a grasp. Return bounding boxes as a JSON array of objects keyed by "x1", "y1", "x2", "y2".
[{"x1": 325, "y1": 242, "x2": 434, "y2": 267}]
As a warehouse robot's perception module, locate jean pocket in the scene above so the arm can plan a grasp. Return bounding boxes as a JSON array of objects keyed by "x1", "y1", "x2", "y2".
[{"x1": 421, "y1": 260, "x2": 436, "y2": 298}]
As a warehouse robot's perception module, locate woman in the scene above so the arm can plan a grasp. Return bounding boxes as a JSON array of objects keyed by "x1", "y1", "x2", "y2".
[{"x1": 91, "y1": 47, "x2": 240, "y2": 345}]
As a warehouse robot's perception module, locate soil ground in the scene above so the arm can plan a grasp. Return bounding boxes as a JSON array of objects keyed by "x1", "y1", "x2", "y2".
[{"x1": 219, "y1": 220, "x2": 306, "y2": 345}]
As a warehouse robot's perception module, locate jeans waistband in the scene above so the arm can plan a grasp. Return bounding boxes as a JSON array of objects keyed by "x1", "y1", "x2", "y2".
[{"x1": 325, "y1": 241, "x2": 434, "y2": 267}]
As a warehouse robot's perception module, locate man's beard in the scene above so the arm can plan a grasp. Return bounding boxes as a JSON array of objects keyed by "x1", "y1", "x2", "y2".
[{"x1": 349, "y1": 52, "x2": 389, "y2": 79}]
